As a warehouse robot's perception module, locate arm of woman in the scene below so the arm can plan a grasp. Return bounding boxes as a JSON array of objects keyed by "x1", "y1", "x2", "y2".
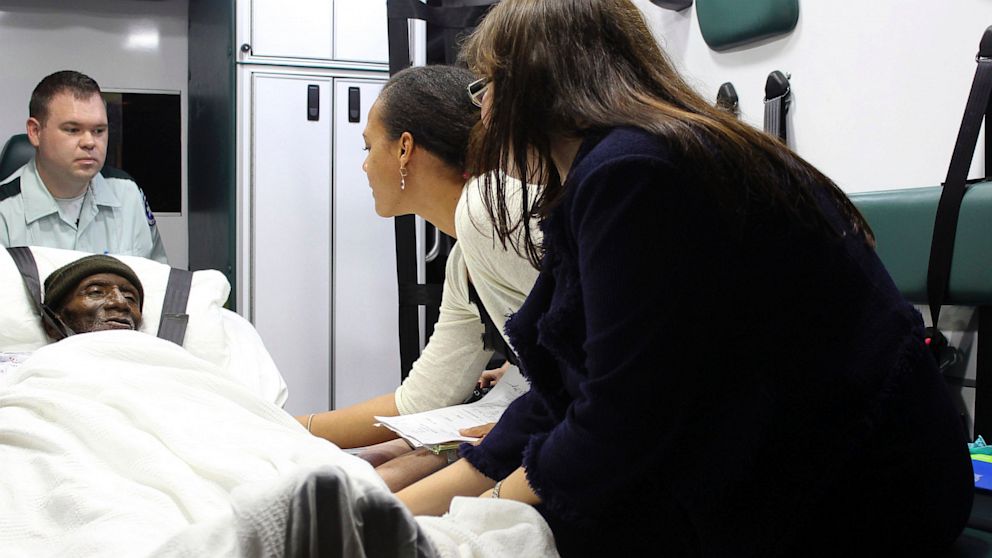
[
  {"x1": 298, "y1": 245, "x2": 492, "y2": 449},
  {"x1": 479, "y1": 466, "x2": 541, "y2": 505},
  {"x1": 396, "y1": 458, "x2": 497, "y2": 516},
  {"x1": 518, "y1": 155, "x2": 696, "y2": 517},
  {"x1": 300, "y1": 392, "x2": 400, "y2": 448}
]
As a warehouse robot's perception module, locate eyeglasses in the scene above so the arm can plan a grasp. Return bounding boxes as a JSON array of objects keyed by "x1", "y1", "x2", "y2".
[{"x1": 467, "y1": 77, "x2": 490, "y2": 108}]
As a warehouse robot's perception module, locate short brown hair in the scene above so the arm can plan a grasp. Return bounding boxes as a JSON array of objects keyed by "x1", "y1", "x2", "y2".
[{"x1": 29, "y1": 70, "x2": 102, "y2": 124}]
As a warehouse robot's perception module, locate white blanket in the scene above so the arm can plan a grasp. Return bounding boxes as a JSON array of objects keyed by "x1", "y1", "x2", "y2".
[
  {"x1": 0, "y1": 331, "x2": 395, "y2": 557},
  {"x1": 0, "y1": 332, "x2": 557, "y2": 558}
]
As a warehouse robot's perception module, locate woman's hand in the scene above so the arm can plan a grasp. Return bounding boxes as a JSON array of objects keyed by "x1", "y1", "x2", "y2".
[
  {"x1": 459, "y1": 422, "x2": 496, "y2": 444},
  {"x1": 478, "y1": 360, "x2": 511, "y2": 388}
]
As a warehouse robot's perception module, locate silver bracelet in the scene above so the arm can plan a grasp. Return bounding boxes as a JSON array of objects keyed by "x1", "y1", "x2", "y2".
[
  {"x1": 491, "y1": 480, "x2": 503, "y2": 499},
  {"x1": 306, "y1": 413, "x2": 316, "y2": 433}
]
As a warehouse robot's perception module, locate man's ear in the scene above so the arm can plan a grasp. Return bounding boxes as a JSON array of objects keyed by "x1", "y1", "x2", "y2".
[
  {"x1": 398, "y1": 131, "x2": 415, "y2": 167},
  {"x1": 26, "y1": 117, "x2": 42, "y2": 148}
]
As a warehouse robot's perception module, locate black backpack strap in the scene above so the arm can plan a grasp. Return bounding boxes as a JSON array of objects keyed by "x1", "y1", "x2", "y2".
[
  {"x1": 763, "y1": 70, "x2": 791, "y2": 143},
  {"x1": 157, "y1": 267, "x2": 193, "y2": 345},
  {"x1": 926, "y1": 27, "x2": 992, "y2": 354}
]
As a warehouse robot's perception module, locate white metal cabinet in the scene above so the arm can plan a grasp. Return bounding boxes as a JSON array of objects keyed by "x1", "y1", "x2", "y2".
[
  {"x1": 332, "y1": 79, "x2": 399, "y2": 409},
  {"x1": 250, "y1": 74, "x2": 334, "y2": 415},
  {"x1": 242, "y1": 0, "x2": 388, "y2": 64},
  {"x1": 250, "y1": 0, "x2": 333, "y2": 60},
  {"x1": 246, "y1": 71, "x2": 397, "y2": 415},
  {"x1": 333, "y1": 0, "x2": 389, "y2": 63}
]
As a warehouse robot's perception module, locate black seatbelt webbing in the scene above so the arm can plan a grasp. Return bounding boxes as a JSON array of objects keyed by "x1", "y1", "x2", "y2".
[
  {"x1": 157, "y1": 267, "x2": 193, "y2": 346},
  {"x1": 927, "y1": 26, "x2": 992, "y2": 437},
  {"x1": 927, "y1": 31, "x2": 992, "y2": 331}
]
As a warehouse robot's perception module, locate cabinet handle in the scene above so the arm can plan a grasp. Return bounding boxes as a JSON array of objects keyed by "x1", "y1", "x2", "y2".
[
  {"x1": 348, "y1": 87, "x2": 361, "y2": 123},
  {"x1": 307, "y1": 85, "x2": 319, "y2": 121},
  {"x1": 240, "y1": 43, "x2": 251, "y2": 54}
]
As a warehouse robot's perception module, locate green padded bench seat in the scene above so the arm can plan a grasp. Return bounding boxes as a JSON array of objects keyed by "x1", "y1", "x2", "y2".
[{"x1": 851, "y1": 181, "x2": 992, "y2": 306}]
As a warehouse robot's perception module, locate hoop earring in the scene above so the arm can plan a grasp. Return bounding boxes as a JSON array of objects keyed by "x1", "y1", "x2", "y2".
[{"x1": 399, "y1": 167, "x2": 408, "y2": 190}]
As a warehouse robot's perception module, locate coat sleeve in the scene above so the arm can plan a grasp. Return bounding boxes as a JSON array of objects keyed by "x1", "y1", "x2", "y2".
[{"x1": 517, "y1": 156, "x2": 694, "y2": 519}]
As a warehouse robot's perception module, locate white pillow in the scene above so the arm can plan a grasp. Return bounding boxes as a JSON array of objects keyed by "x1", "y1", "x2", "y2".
[{"x1": 0, "y1": 247, "x2": 231, "y2": 370}]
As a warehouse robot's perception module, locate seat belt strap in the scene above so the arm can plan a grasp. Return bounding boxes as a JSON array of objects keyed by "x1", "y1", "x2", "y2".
[
  {"x1": 926, "y1": 27, "x2": 992, "y2": 438},
  {"x1": 157, "y1": 267, "x2": 193, "y2": 346},
  {"x1": 763, "y1": 70, "x2": 791, "y2": 143},
  {"x1": 926, "y1": 27, "x2": 992, "y2": 335}
]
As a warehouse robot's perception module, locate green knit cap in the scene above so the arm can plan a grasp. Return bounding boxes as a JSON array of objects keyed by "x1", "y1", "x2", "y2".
[{"x1": 43, "y1": 255, "x2": 144, "y2": 311}]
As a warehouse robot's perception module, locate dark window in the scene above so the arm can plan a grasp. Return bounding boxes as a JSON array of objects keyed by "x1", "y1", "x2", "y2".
[{"x1": 102, "y1": 92, "x2": 182, "y2": 213}]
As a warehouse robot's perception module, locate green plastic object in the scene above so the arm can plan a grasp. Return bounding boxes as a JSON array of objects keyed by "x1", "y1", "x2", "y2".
[
  {"x1": 695, "y1": 0, "x2": 799, "y2": 51},
  {"x1": 849, "y1": 181, "x2": 992, "y2": 306}
]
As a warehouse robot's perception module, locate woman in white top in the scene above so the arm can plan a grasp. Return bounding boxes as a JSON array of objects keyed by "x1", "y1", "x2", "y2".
[{"x1": 299, "y1": 65, "x2": 539, "y2": 460}]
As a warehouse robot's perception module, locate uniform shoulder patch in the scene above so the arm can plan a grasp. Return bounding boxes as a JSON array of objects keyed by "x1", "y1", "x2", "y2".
[
  {"x1": 0, "y1": 177, "x2": 22, "y2": 202},
  {"x1": 140, "y1": 188, "x2": 156, "y2": 227},
  {"x1": 101, "y1": 165, "x2": 135, "y2": 181}
]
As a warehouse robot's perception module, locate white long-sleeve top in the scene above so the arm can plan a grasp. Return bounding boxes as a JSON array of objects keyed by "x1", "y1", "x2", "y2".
[{"x1": 394, "y1": 175, "x2": 540, "y2": 415}]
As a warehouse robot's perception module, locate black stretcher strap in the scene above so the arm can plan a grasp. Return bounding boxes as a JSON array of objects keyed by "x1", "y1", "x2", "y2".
[
  {"x1": 763, "y1": 70, "x2": 791, "y2": 143},
  {"x1": 157, "y1": 267, "x2": 193, "y2": 346},
  {"x1": 929, "y1": 27, "x2": 992, "y2": 437},
  {"x1": 7, "y1": 247, "x2": 42, "y2": 308},
  {"x1": 6, "y1": 247, "x2": 71, "y2": 339}
]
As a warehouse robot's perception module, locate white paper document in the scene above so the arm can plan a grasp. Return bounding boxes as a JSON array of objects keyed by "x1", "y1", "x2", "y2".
[{"x1": 375, "y1": 365, "x2": 529, "y2": 447}]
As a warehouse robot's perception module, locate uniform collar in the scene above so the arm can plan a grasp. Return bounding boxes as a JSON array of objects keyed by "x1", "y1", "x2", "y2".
[{"x1": 22, "y1": 157, "x2": 122, "y2": 224}]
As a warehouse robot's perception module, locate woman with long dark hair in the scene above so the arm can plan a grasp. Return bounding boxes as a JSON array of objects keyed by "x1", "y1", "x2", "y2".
[{"x1": 397, "y1": 1, "x2": 973, "y2": 556}]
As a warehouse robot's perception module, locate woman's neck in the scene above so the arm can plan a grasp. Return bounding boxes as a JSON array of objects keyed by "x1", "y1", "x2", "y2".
[
  {"x1": 551, "y1": 136, "x2": 584, "y2": 182},
  {"x1": 412, "y1": 167, "x2": 465, "y2": 239}
]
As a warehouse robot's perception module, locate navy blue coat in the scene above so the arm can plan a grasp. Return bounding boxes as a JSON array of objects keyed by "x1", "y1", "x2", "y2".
[{"x1": 461, "y1": 127, "x2": 972, "y2": 557}]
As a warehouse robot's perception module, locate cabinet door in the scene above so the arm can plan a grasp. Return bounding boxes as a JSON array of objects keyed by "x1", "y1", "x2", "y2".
[
  {"x1": 333, "y1": 0, "x2": 389, "y2": 63},
  {"x1": 332, "y1": 78, "x2": 400, "y2": 409},
  {"x1": 252, "y1": 74, "x2": 333, "y2": 415},
  {"x1": 250, "y1": 0, "x2": 333, "y2": 60}
]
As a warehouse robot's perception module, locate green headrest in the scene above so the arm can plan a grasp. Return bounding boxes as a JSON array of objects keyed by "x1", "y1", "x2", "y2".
[
  {"x1": 850, "y1": 181, "x2": 992, "y2": 305},
  {"x1": 695, "y1": 0, "x2": 799, "y2": 51}
]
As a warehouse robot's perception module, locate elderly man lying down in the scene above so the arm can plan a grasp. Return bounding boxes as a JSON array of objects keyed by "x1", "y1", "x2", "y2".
[
  {"x1": 42, "y1": 254, "x2": 145, "y2": 337},
  {"x1": 0, "y1": 247, "x2": 557, "y2": 558},
  {"x1": 1, "y1": 255, "x2": 143, "y2": 376}
]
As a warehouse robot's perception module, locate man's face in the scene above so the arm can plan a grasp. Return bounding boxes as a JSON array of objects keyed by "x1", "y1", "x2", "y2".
[
  {"x1": 58, "y1": 273, "x2": 143, "y2": 334},
  {"x1": 26, "y1": 92, "x2": 108, "y2": 192}
]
